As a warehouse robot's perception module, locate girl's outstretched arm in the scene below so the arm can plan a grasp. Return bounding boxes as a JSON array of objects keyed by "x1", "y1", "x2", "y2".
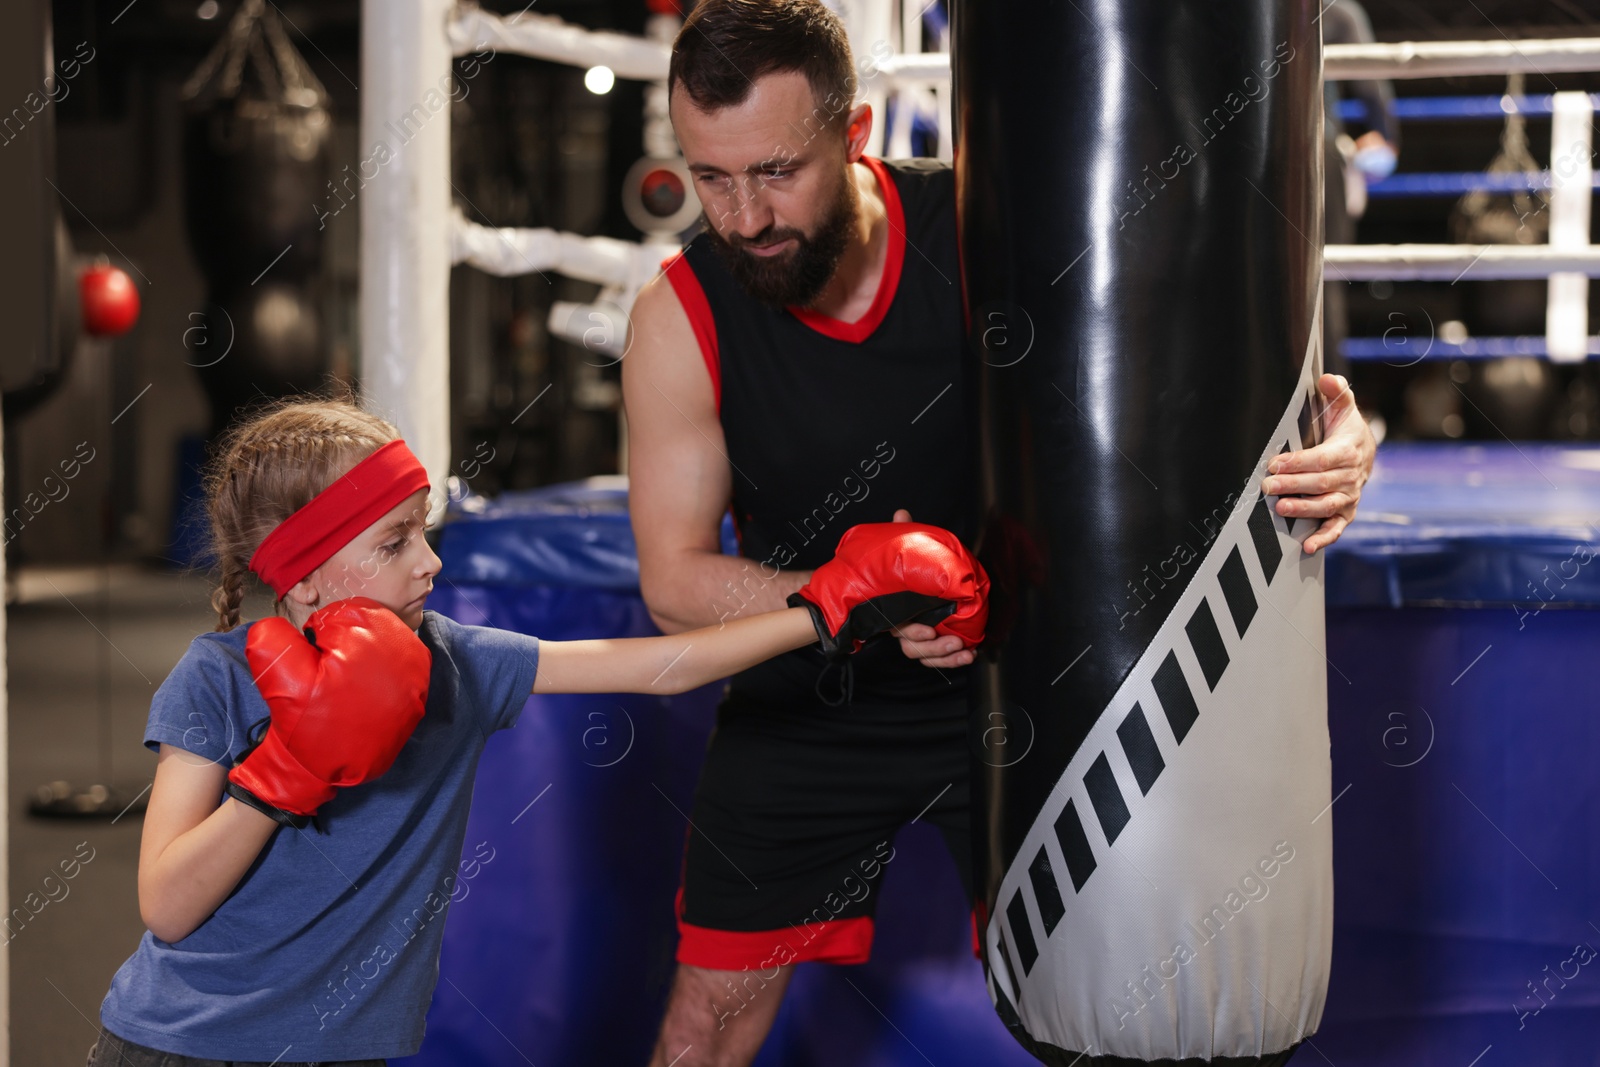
[
  {"x1": 533, "y1": 605, "x2": 819, "y2": 696},
  {"x1": 138, "y1": 746, "x2": 278, "y2": 943}
]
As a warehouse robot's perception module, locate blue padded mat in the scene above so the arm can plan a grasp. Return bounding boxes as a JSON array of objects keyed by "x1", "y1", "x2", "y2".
[{"x1": 1326, "y1": 442, "x2": 1600, "y2": 608}]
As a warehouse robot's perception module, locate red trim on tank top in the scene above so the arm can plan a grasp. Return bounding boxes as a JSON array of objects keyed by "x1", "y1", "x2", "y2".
[
  {"x1": 661, "y1": 251, "x2": 722, "y2": 410},
  {"x1": 787, "y1": 155, "x2": 906, "y2": 344}
]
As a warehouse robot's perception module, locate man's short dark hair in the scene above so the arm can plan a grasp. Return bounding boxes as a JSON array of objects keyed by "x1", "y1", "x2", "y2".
[{"x1": 669, "y1": 0, "x2": 857, "y2": 125}]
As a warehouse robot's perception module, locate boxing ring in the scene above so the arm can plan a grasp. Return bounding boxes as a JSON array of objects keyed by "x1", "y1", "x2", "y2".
[
  {"x1": 345, "y1": 3, "x2": 1600, "y2": 1065},
  {"x1": 362, "y1": 1, "x2": 1600, "y2": 488}
]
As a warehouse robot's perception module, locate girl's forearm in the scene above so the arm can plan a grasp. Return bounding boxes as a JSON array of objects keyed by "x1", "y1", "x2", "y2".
[
  {"x1": 643, "y1": 548, "x2": 813, "y2": 634},
  {"x1": 140, "y1": 797, "x2": 277, "y2": 943},
  {"x1": 534, "y1": 605, "x2": 820, "y2": 695}
]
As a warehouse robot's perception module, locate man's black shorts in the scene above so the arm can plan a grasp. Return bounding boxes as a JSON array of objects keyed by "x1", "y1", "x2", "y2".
[{"x1": 675, "y1": 687, "x2": 973, "y2": 971}]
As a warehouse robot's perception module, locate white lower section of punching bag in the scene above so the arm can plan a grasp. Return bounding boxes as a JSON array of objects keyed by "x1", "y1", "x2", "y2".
[{"x1": 986, "y1": 318, "x2": 1333, "y2": 1061}]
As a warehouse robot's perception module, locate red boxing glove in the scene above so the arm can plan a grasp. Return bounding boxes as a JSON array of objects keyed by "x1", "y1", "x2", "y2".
[
  {"x1": 788, "y1": 522, "x2": 990, "y2": 657},
  {"x1": 227, "y1": 597, "x2": 432, "y2": 828}
]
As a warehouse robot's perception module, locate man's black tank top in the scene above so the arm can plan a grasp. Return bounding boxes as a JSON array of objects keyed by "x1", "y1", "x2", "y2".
[{"x1": 663, "y1": 156, "x2": 976, "y2": 706}]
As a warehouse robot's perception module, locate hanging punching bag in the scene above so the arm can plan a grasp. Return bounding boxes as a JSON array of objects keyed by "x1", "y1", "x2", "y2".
[{"x1": 954, "y1": 2, "x2": 1330, "y2": 1065}]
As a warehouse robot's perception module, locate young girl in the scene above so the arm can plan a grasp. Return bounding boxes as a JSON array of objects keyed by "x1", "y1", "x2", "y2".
[{"x1": 86, "y1": 396, "x2": 986, "y2": 1066}]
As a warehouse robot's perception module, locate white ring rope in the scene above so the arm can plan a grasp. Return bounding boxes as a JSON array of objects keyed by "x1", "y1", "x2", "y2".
[
  {"x1": 444, "y1": 10, "x2": 1600, "y2": 85},
  {"x1": 448, "y1": 7, "x2": 669, "y2": 80},
  {"x1": 449, "y1": 207, "x2": 677, "y2": 291},
  {"x1": 1325, "y1": 37, "x2": 1600, "y2": 81},
  {"x1": 1325, "y1": 244, "x2": 1600, "y2": 281}
]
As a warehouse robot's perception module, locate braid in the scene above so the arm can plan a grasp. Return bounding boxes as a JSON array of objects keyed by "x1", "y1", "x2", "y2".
[
  {"x1": 202, "y1": 390, "x2": 403, "y2": 632},
  {"x1": 210, "y1": 556, "x2": 248, "y2": 633}
]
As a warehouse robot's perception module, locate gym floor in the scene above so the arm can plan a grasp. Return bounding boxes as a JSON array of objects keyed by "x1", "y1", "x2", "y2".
[{"x1": 6, "y1": 564, "x2": 274, "y2": 1066}]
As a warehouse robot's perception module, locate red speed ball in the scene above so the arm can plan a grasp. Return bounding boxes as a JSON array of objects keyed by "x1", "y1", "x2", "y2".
[
  {"x1": 79, "y1": 264, "x2": 141, "y2": 337},
  {"x1": 641, "y1": 168, "x2": 686, "y2": 217}
]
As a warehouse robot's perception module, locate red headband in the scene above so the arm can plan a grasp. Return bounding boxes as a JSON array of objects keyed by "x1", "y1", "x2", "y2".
[{"x1": 248, "y1": 439, "x2": 431, "y2": 599}]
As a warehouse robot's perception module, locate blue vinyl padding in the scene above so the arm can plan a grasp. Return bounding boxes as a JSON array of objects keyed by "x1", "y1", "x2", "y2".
[
  {"x1": 1318, "y1": 446, "x2": 1600, "y2": 1060},
  {"x1": 1326, "y1": 442, "x2": 1600, "y2": 608}
]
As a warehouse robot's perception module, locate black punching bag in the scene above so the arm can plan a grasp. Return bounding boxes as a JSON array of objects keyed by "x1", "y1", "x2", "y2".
[
  {"x1": 954, "y1": 2, "x2": 1331, "y2": 1065},
  {"x1": 181, "y1": 0, "x2": 331, "y2": 435}
]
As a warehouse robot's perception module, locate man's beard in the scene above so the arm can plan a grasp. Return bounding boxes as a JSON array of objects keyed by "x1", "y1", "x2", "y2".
[{"x1": 703, "y1": 170, "x2": 859, "y2": 309}]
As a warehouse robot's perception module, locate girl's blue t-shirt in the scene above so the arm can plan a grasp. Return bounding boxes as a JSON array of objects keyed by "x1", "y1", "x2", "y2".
[{"x1": 98, "y1": 609, "x2": 540, "y2": 1062}]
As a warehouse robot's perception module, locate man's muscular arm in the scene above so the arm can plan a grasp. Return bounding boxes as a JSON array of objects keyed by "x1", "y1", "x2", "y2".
[{"x1": 623, "y1": 273, "x2": 811, "y2": 634}]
